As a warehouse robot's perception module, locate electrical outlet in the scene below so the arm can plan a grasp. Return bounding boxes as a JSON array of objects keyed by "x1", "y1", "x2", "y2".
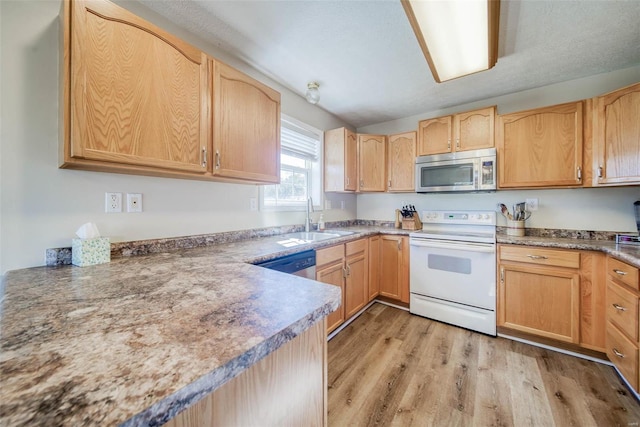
[
  {"x1": 127, "y1": 193, "x2": 143, "y2": 213},
  {"x1": 105, "y1": 192, "x2": 122, "y2": 213},
  {"x1": 249, "y1": 198, "x2": 258, "y2": 211},
  {"x1": 525, "y1": 198, "x2": 539, "y2": 211}
]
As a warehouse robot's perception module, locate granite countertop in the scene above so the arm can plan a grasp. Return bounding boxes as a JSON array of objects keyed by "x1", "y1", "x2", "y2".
[
  {"x1": 0, "y1": 226, "x2": 405, "y2": 426},
  {"x1": 497, "y1": 234, "x2": 640, "y2": 268}
]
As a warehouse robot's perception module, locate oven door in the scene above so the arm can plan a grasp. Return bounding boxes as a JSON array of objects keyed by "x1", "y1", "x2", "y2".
[
  {"x1": 409, "y1": 238, "x2": 496, "y2": 310},
  {"x1": 415, "y1": 158, "x2": 479, "y2": 192}
]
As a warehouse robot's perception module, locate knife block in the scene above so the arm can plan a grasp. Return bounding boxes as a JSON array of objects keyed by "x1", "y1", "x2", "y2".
[{"x1": 402, "y1": 215, "x2": 422, "y2": 230}]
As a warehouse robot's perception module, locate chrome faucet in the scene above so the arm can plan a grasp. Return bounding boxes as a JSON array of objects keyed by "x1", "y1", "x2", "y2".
[{"x1": 305, "y1": 197, "x2": 314, "y2": 232}]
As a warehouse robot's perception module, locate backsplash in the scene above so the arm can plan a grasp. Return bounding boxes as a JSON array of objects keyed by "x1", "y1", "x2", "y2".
[{"x1": 46, "y1": 222, "x2": 617, "y2": 266}]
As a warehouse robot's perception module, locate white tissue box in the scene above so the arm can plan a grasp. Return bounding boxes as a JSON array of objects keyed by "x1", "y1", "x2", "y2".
[{"x1": 72, "y1": 237, "x2": 110, "y2": 267}]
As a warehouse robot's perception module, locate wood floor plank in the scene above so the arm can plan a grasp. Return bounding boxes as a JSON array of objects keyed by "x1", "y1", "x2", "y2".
[{"x1": 328, "y1": 303, "x2": 640, "y2": 426}]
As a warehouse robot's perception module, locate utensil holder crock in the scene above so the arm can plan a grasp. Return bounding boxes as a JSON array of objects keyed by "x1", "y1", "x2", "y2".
[{"x1": 506, "y1": 219, "x2": 525, "y2": 237}]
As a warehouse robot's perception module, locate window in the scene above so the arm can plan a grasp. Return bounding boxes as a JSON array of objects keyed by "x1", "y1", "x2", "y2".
[{"x1": 261, "y1": 115, "x2": 323, "y2": 211}]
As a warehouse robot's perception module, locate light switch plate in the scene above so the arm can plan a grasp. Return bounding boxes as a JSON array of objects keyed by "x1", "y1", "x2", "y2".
[{"x1": 127, "y1": 193, "x2": 142, "y2": 213}]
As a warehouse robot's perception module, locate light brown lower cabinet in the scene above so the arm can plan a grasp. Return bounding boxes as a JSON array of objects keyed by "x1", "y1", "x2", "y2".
[
  {"x1": 605, "y1": 256, "x2": 640, "y2": 392},
  {"x1": 379, "y1": 235, "x2": 410, "y2": 303},
  {"x1": 368, "y1": 236, "x2": 381, "y2": 300},
  {"x1": 164, "y1": 319, "x2": 326, "y2": 426},
  {"x1": 316, "y1": 238, "x2": 368, "y2": 334},
  {"x1": 498, "y1": 245, "x2": 605, "y2": 352}
]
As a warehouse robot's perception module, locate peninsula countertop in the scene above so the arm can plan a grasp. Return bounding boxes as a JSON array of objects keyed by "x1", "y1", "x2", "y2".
[{"x1": 1, "y1": 228, "x2": 402, "y2": 426}]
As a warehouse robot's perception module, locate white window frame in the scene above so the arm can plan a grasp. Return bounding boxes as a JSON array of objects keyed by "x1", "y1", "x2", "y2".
[{"x1": 259, "y1": 115, "x2": 324, "y2": 212}]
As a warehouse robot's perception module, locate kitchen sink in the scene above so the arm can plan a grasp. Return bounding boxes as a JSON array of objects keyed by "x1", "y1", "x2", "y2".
[{"x1": 276, "y1": 230, "x2": 355, "y2": 247}]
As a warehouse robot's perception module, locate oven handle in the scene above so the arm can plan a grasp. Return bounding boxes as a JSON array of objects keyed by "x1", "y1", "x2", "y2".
[{"x1": 410, "y1": 239, "x2": 496, "y2": 253}]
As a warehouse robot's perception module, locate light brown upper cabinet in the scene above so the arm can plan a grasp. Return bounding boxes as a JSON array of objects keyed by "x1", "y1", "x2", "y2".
[
  {"x1": 211, "y1": 60, "x2": 281, "y2": 184},
  {"x1": 497, "y1": 102, "x2": 583, "y2": 188},
  {"x1": 593, "y1": 82, "x2": 640, "y2": 186},
  {"x1": 61, "y1": 0, "x2": 210, "y2": 176},
  {"x1": 417, "y1": 107, "x2": 495, "y2": 156},
  {"x1": 358, "y1": 134, "x2": 387, "y2": 192},
  {"x1": 324, "y1": 128, "x2": 357, "y2": 192},
  {"x1": 387, "y1": 131, "x2": 416, "y2": 192}
]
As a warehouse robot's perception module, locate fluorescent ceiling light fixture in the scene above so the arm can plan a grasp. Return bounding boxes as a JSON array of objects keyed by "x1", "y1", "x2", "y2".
[{"x1": 402, "y1": 0, "x2": 500, "y2": 82}]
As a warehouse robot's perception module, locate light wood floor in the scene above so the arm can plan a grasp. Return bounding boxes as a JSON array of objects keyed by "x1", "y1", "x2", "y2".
[{"x1": 327, "y1": 303, "x2": 640, "y2": 426}]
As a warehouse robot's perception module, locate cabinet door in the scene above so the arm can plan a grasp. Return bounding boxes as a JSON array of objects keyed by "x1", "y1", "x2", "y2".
[
  {"x1": 368, "y1": 236, "x2": 381, "y2": 301},
  {"x1": 212, "y1": 60, "x2": 280, "y2": 183},
  {"x1": 358, "y1": 134, "x2": 386, "y2": 192},
  {"x1": 345, "y1": 240, "x2": 369, "y2": 318},
  {"x1": 497, "y1": 102, "x2": 583, "y2": 188},
  {"x1": 379, "y1": 235, "x2": 409, "y2": 303},
  {"x1": 324, "y1": 128, "x2": 356, "y2": 192},
  {"x1": 417, "y1": 116, "x2": 452, "y2": 155},
  {"x1": 387, "y1": 132, "x2": 416, "y2": 192},
  {"x1": 345, "y1": 130, "x2": 358, "y2": 191},
  {"x1": 454, "y1": 107, "x2": 495, "y2": 152},
  {"x1": 68, "y1": 0, "x2": 209, "y2": 173},
  {"x1": 316, "y1": 261, "x2": 345, "y2": 334},
  {"x1": 594, "y1": 82, "x2": 640, "y2": 185},
  {"x1": 498, "y1": 263, "x2": 580, "y2": 343}
]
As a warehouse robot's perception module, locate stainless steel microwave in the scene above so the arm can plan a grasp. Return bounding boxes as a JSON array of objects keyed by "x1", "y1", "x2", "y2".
[{"x1": 415, "y1": 148, "x2": 496, "y2": 193}]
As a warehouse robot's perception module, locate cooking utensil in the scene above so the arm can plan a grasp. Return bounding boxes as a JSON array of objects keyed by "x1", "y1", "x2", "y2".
[{"x1": 498, "y1": 203, "x2": 512, "y2": 220}]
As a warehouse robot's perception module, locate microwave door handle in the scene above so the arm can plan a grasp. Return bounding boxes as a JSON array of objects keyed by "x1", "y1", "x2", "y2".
[{"x1": 410, "y1": 240, "x2": 495, "y2": 253}]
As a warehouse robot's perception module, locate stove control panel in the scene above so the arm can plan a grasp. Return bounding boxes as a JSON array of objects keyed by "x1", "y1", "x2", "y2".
[{"x1": 421, "y1": 210, "x2": 497, "y2": 225}]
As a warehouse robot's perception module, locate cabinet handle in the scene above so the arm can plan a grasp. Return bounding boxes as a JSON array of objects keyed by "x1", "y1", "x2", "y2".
[
  {"x1": 343, "y1": 267, "x2": 348, "y2": 279},
  {"x1": 447, "y1": 139, "x2": 451, "y2": 149},
  {"x1": 613, "y1": 269, "x2": 628, "y2": 276},
  {"x1": 397, "y1": 240, "x2": 401, "y2": 250},
  {"x1": 613, "y1": 348, "x2": 625, "y2": 358},
  {"x1": 527, "y1": 255, "x2": 548, "y2": 260},
  {"x1": 576, "y1": 166, "x2": 582, "y2": 181},
  {"x1": 215, "y1": 150, "x2": 221, "y2": 169},
  {"x1": 388, "y1": 180, "x2": 392, "y2": 188},
  {"x1": 346, "y1": 177, "x2": 350, "y2": 185},
  {"x1": 500, "y1": 268, "x2": 504, "y2": 284},
  {"x1": 201, "y1": 147, "x2": 207, "y2": 168},
  {"x1": 360, "y1": 180, "x2": 364, "y2": 187},
  {"x1": 456, "y1": 138, "x2": 460, "y2": 149},
  {"x1": 347, "y1": 265, "x2": 351, "y2": 276},
  {"x1": 612, "y1": 303, "x2": 627, "y2": 312},
  {"x1": 597, "y1": 166, "x2": 604, "y2": 178}
]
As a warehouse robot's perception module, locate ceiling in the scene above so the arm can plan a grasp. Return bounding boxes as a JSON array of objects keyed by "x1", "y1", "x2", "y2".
[{"x1": 140, "y1": 0, "x2": 640, "y2": 128}]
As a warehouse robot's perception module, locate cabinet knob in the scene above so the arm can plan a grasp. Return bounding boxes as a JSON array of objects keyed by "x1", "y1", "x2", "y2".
[
  {"x1": 613, "y1": 269, "x2": 628, "y2": 276},
  {"x1": 612, "y1": 303, "x2": 627, "y2": 312}
]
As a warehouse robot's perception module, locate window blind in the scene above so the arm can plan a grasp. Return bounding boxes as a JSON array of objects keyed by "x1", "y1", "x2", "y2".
[{"x1": 281, "y1": 118, "x2": 320, "y2": 161}]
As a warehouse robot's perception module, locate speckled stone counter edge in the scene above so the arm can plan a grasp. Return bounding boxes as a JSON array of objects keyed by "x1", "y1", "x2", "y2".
[
  {"x1": 124, "y1": 305, "x2": 337, "y2": 427},
  {"x1": 46, "y1": 220, "x2": 398, "y2": 266}
]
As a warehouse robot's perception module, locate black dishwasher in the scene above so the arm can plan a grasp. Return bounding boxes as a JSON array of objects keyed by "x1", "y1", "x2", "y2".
[{"x1": 255, "y1": 250, "x2": 316, "y2": 279}]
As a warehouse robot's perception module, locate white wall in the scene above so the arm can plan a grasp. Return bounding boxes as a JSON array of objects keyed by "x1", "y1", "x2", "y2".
[
  {"x1": 0, "y1": 0, "x2": 355, "y2": 274},
  {"x1": 357, "y1": 68, "x2": 640, "y2": 232}
]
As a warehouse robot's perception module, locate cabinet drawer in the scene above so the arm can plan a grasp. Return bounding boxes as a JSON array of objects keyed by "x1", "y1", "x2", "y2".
[
  {"x1": 607, "y1": 257, "x2": 639, "y2": 291},
  {"x1": 606, "y1": 323, "x2": 639, "y2": 391},
  {"x1": 499, "y1": 246, "x2": 580, "y2": 269},
  {"x1": 606, "y1": 279, "x2": 639, "y2": 341},
  {"x1": 346, "y1": 239, "x2": 367, "y2": 257},
  {"x1": 316, "y1": 245, "x2": 344, "y2": 267}
]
